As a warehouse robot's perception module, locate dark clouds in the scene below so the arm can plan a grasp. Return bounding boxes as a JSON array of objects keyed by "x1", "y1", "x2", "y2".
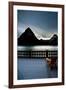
[{"x1": 17, "y1": 10, "x2": 58, "y2": 39}]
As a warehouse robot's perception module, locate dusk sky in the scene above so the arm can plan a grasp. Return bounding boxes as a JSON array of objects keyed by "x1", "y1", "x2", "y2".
[{"x1": 17, "y1": 10, "x2": 58, "y2": 39}]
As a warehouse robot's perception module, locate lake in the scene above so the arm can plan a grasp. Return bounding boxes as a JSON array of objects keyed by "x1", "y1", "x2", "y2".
[
  {"x1": 17, "y1": 45, "x2": 58, "y2": 80},
  {"x1": 17, "y1": 58, "x2": 58, "y2": 80},
  {"x1": 17, "y1": 46, "x2": 58, "y2": 51}
]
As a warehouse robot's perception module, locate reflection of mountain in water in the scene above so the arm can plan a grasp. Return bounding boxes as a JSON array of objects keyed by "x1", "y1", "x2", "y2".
[{"x1": 18, "y1": 27, "x2": 58, "y2": 46}]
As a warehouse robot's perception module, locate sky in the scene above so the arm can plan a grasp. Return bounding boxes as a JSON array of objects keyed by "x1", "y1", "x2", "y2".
[{"x1": 17, "y1": 10, "x2": 58, "y2": 39}]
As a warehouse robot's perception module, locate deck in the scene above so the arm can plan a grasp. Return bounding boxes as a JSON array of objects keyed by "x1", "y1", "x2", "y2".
[{"x1": 18, "y1": 50, "x2": 58, "y2": 58}]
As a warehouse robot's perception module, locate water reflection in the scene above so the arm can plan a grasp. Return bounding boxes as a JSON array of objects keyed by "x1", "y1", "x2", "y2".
[
  {"x1": 18, "y1": 46, "x2": 58, "y2": 51},
  {"x1": 17, "y1": 58, "x2": 58, "y2": 80}
]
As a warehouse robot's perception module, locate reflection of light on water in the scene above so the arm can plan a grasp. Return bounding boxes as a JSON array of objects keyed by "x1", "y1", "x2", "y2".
[
  {"x1": 18, "y1": 58, "x2": 58, "y2": 80},
  {"x1": 17, "y1": 46, "x2": 58, "y2": 51}
]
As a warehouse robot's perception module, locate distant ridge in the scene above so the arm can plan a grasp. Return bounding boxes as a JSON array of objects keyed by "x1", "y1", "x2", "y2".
[{"x1": 18, "y1": 27, "x2": 58, "y2": 46}]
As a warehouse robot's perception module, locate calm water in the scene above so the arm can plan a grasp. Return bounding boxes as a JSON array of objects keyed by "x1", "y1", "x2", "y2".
[
  {"x1": 17, "y1": 58, "x2": 58, "y2": 80},
  {"x1": 17, "y1": 46, "x2": 58, "y2": 51},
  {"x1": 17, "y1": 45, "x2": 58, "y2": 80}
]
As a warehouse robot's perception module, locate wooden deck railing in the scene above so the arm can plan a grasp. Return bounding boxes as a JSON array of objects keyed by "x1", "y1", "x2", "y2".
[{"x1": 18, "y1": 50, "x2": 58, "y2": 58}]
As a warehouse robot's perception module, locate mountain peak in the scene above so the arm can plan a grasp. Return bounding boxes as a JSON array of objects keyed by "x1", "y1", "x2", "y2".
[
  {"x1": 26, "y1": 27, "x2": 31, "y2": 30},
  {"x1": 51, "y1": 34, "x2": 58, "y2": 39},
  {"x1": 25, "y1": 27, "x2": 33, "y2": 33},
  {"x1": 18, "y1": 27, "x2": 38, "y2": 45},
  {"x1": 53, "y1": 34, "x2": 58, "y2": 37}
]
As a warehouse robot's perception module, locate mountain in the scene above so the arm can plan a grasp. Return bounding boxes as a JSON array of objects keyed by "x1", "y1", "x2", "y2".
[
  {"x1": 18, "y1": 27, "x2": 38, "y2": 45},
  {"x1": 18, "y1": 27, "x2": 58, "y2": 46},
  {"x1": 49, "y1": 34, "x2": 58, "y2": 45}
]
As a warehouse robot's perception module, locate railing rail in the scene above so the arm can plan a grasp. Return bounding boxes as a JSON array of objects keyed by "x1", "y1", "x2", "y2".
[{"x1": 18, "y1": 50, "x2": 58, "y2": 58}]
